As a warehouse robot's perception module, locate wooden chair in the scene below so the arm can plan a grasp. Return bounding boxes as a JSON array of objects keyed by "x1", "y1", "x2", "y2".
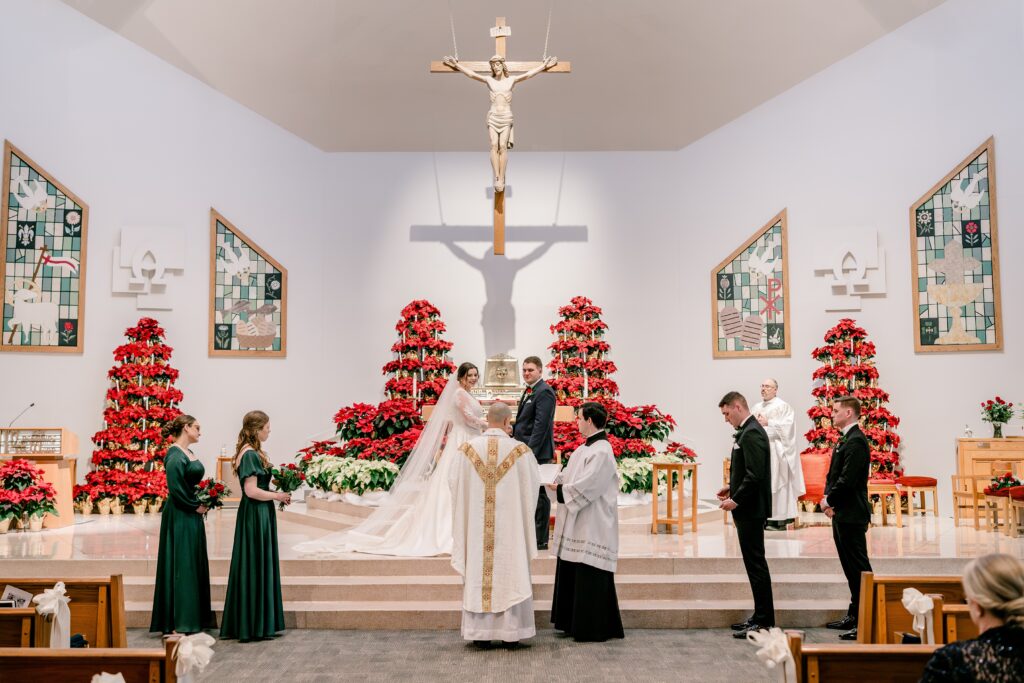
[
  {"x1": 857, "y1": 572, "x2": 966, "y2": 644},
  {"x1": 867, "y1": 481, "x2": 903, "y2": 528},
  {"x1": 0, "y1": 576, "x2": 127, "y2": 648},
  {"x1": 951, "y1": 474, "x2": 989, "y2": 529},
  {"x1": 895, "y1": 476, "x2": 939, "y2": 517},
  {"x1": 1009, "y1": 486, "x2": 1024, "y2": 538},
  {"x1": 0, "y1": 634, "x2": 180, "y2": 682},
  {"x1": 786, "y1": 630, "x2": 938, "y2": 683},
  {"x1": 0, "y1": 608, "x2": 36, "y2": 646}
]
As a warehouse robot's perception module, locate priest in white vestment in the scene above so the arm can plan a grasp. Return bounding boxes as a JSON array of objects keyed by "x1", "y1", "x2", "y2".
[
  {"x1": 448, "y1": 401, "x2": 539, "y2": 646},
  {"x1": 752, "y1": 378, "x2": 805, "y2": 529},
  {"x1": 549, "y1": 402, "x2": 624, "y2": 642}
]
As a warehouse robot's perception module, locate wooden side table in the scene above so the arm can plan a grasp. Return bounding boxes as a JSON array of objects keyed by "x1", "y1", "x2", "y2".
[
  {"x1": 651, "y1": 462, "x2": 698, "y2": 534},
  {"x1": 867, "y1": 481, "x2": 903, "y2": 528}
]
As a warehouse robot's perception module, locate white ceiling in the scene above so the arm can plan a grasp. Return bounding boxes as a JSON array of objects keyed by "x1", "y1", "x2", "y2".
[{"x1": 60, "y1": 0, "x2": 945, "y2": 152}]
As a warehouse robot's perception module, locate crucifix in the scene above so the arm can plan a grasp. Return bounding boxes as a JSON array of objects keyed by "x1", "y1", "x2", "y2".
[{"x1": 431, "y1": 16, "x2": 571, "y2": 255}]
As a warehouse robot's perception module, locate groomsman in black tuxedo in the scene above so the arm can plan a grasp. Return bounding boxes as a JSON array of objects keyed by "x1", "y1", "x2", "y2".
[
  {"x1": 513, "y1": 356, "x2": 556, "y2": 549},
  {"x1": 717, "y1": 391, "x2": 775, "y2": 639},
  {"x1": 821, "y1": 395, "x2": 873, "y2": 641}
]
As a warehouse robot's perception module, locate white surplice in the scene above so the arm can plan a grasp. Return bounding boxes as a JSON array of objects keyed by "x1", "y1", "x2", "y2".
[
  {"x1": 752, "y1": 397, "x2": 806, "y2": 521},
  {"x1": 551, "y1": 432, "x2": 619, "y2": 573},
  {"x1": 448, "y1": 428, "x2": 539, "y2": 641}
]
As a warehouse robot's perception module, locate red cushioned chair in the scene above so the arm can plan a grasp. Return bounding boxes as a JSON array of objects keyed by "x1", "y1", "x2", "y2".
[
  {"x1": 1009, "y1": 486, "x2": 1024, "y2": 538},
  {"x1": 896, "y1": 475, "x2": 939, "y2": 518}
]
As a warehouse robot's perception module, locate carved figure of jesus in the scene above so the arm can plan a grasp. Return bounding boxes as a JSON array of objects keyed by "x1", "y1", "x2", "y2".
[{"x1": 442, "y1": 54, "x2": 557, "y2": 192}]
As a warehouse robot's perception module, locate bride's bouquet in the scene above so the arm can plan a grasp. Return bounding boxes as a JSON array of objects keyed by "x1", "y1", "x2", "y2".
[
  {"x1": 195, "y1": 479, "x2": 230, "y2": 517},
  {"x1": 270, "y1": 463, "x2": 305, "y2": 510}
]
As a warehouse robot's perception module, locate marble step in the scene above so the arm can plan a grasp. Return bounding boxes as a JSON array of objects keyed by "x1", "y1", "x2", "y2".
[
  {"x1": 0, "y1": 555, "x2": 973, "y2": 579},
  {"x1": 123, "y1": 572, "x2": 852, "y2": 603},
  {"x1": 125, "y1": 598, "x2": 850, "y2": 630}
]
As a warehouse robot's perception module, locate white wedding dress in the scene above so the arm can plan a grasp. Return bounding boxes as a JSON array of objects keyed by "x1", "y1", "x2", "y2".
[{"x1": 296, "y1": 377, "x2": 486, "y2": 557}]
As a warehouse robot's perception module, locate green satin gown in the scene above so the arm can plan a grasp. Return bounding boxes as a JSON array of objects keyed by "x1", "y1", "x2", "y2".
[
  {"x1": 150, "y1": 445, "x2": 216, "y2": 633},
  {"x1": 219, "y1": 449, "x2": 286, "y2": 641}
]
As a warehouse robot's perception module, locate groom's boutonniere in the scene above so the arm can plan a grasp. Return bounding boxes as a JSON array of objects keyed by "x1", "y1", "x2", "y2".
[
  {"x1": 525, "y1": 386, "x2": 534, "y2": 396},
  {"x1": 732, "y1": 428, "x2": 742, "y2": 442}
]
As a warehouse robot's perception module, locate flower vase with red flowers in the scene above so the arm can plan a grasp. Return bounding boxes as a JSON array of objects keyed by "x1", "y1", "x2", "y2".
[
  {"x1": 270, "y1": 464, "x2": 305, "y2": 510},
  {"x1": 983, "y1": 472, "x2": 1022, "y2": 496},
  {"x1": 980, "y1": 397, "x2": 1014, "y2": 438},
  {"x1": 195, "y1": 479, "x2": 229, "y2": 516}
]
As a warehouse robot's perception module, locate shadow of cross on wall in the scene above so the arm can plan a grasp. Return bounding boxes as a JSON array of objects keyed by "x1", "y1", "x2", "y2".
[{"x1": 410, "y1": 224, "x2": 587, "y2": 357}]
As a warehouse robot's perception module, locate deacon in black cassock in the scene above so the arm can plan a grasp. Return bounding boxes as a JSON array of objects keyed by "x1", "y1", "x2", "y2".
[
  {"x1": 717, "y1": 391, "x2": 775, "y2": 639},
  {"x1": 549, "y1": 402, "x2": 624, "y2": 642},
  {"x1": 820, "y1": 395, "x2": 873, "y2": 641}
]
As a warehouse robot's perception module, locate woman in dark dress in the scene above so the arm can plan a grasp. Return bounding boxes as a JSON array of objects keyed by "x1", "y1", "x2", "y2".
[
  {"x1": 220, "y1": 410, "x2": 291, "y2": 642},
  {"x1": 921, "y1": 553, "x2": 1024, "y2": 682},
  {"x1": 150, "y1": 414, "x2": 216, "y2": 634}
]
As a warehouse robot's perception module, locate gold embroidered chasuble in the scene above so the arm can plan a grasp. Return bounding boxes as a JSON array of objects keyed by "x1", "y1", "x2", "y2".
[{"x1": 448, "y1": 429, "x2": 539, "y2": 613}]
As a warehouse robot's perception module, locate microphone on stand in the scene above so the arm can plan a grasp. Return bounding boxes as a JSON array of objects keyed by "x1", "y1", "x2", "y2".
[{"x1": 7, "y1": 402, "x2": 35, "y2": 428}]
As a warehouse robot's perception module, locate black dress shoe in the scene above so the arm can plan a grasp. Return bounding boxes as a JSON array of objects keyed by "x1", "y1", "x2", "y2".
[
  {"x1": 839, "y1": 628, "x2": 858, "y2": 641},
  {"x1": 733, "y1": 624, "x2": 771, "y2": 639},
  {"x1": 826, "y1": 616, "x2": 857, "y2": 630},
  {"x1": 472, "y1": 640, "x2": 493, "y2": 649},
  {"x1": 731, "y1": 618, "x2": 755, "y2": 631},
  {"x1": 537, "y1": 543, "x2": 548, "y2": 550}
]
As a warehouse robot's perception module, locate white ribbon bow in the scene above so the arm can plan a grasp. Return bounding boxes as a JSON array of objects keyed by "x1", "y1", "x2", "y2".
[
  {"x1": 746, "y1": 627, "x2": 797, "y2": 683},
  {"x1": 91, "y1": 674, "x2": 127, "y2": 683},
  {"x1": 173, "y1": 632, "x2": 217, "y2": 683},
  {"x1": 32, "y1": 581, "x2": 71, "y2": 648},
  {"x1": 902, "y1": 587, "x2": 935, "y2": 644}
]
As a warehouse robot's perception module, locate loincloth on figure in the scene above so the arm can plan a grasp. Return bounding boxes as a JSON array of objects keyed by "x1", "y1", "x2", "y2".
[{"x1": 487, "y1": 110, "x2": 515, "y2": 149}]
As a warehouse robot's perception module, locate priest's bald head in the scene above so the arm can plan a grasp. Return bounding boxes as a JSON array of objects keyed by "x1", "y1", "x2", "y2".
[{"x1": 487, "y1": 401, "x2": 513, "y2": 432}]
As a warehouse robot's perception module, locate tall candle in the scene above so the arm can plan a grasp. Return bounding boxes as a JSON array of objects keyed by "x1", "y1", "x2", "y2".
[{"x1": 584, "y1": 370, "x2": 589, "y2": 399}]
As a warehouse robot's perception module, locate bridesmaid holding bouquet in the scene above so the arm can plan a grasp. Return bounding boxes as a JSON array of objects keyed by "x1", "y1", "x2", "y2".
[
  {"x1": 220, "y1": 410, "x2": 291, "y2": 642},
  {"x1": 150, "y1": 414, "x2": 216, "y2": 634}
]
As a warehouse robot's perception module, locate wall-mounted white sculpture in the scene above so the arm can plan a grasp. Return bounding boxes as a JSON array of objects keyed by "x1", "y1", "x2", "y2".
[
  {"x1": 813, "y1": 230, "x2": 886, "y2": 311},
  {"x1": 111, "y1": 227, "x2": 185, "y2": 309}
]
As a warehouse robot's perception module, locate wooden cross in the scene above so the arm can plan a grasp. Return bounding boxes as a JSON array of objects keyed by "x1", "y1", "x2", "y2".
[{"x1": 431, "y1": 17, "x2": 571, "y2": 255}]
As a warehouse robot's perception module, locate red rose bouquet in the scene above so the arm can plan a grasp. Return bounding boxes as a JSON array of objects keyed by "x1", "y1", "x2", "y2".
[
  {"x1": 270, "y1": 463, "x2": 305, "y2": 510},
  {"x1": 195, "y1": 478, "x2": 230, "y2": 515}
]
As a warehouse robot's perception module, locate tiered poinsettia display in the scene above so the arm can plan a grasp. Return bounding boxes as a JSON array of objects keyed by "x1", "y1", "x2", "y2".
[
  {"x1": 801, "y1": 318, "x2": 902, "y2": 481},
  {"x1": 77, "y1": 318, "x2": 176, "y2": 510},
  {"x1": 546, "y1": 296, "x2": 696, "y2": 470},
  {"x1": 298, "y1": 301, "x2": 456, "y2": 485}
]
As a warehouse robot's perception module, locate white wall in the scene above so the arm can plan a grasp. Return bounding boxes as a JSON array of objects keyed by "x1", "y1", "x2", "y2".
[
  {"x1": 0, "y1": 0, "x2": 334, "y2": 473},
  {"x1": 2, "y1": 0, "x2": 1022, "y2": 514}
]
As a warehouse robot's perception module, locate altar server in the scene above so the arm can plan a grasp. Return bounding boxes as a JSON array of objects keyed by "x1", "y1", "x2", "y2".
[
  {"x1": 752, "y1": 378, "x2": 805, "y2": 529},
  {"x1": 550, "y1": 402, "x2": 624, "y2": 642},
  {"x1": 449, "y1": 402, "x2": 540, "y2": 647}
]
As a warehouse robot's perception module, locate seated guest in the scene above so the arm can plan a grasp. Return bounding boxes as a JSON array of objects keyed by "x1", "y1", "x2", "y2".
[
  {"x1": 549, "y1": 402, "x2": 624, "y2": 642},
  {"x1": 920, "y1": 553, "x2": 1024, "y2": 682}
]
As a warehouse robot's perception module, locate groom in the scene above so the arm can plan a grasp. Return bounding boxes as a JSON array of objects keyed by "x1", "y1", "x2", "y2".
[{"x1": 513, "y1": 356, "x2": 556, "y2": 550}]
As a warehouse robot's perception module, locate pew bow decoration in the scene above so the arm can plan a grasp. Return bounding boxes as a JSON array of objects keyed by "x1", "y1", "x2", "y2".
[
  {"x1": 901, "y1": 587, "x2": 935, "y2": 644},
  {"x1": 32, "y1": 581, "x2": 72, "y2": 648},
  {"x1": 91, "y1": 674, "x2": 127, "y2": 683},
  {"x1": 746, "y1": 627, "x2": 797, "y2": 683},
  {"x1": 173, "y1": 632, "x2": 217, "y2": 683}
]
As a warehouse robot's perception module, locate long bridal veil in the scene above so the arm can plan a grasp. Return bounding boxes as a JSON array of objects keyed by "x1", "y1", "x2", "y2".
[{"x1": 294, "y1": 376, "x2": 463, "y2": 556}]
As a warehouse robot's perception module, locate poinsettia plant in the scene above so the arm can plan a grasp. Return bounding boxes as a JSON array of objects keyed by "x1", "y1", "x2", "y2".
[
  {"x1": 0, "y1": 459, "x2": 57, "y2": 520},
  {"x1": 983, "y1": 472, "x2": 1022, "y2": 495}
]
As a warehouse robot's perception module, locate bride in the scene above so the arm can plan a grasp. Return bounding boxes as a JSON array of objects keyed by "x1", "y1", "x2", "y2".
[{"x1": 296, "y1": 362, "x2": 487, "y2": 557}]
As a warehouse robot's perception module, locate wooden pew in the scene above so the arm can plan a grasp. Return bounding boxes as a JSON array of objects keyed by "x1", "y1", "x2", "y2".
[
  {"x1": 857, "y1": 573, "x2": 965, "y2": 645},
  {"x1": 0, "y1": 608, "x2": 36, "y2": 646},
  {"x1": 787, "y1": 630, "x2": 937, "y2": 683},
  {"x1": 0, "y1": 634, "x2": 179, "y2": 683},
  {"x1": 938, "y1": 601, "x2": 980, "y2": 643},
  {"x1": 0, "y1": 576, "x2": 127, "y2": 647}
]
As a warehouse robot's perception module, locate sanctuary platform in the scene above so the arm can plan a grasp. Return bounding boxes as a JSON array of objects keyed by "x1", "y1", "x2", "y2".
[{"x1": 2, "y1": 505, "x2": 1020, "y2": 631}]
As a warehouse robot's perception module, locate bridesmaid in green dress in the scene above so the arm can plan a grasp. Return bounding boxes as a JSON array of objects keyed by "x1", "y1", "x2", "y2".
[
  {"x1": 150, "y1": 414, "x2": 216, "y2": 634},
  {"x1": 220, "y1": 410, "x2": 291, "y2": 642}
]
